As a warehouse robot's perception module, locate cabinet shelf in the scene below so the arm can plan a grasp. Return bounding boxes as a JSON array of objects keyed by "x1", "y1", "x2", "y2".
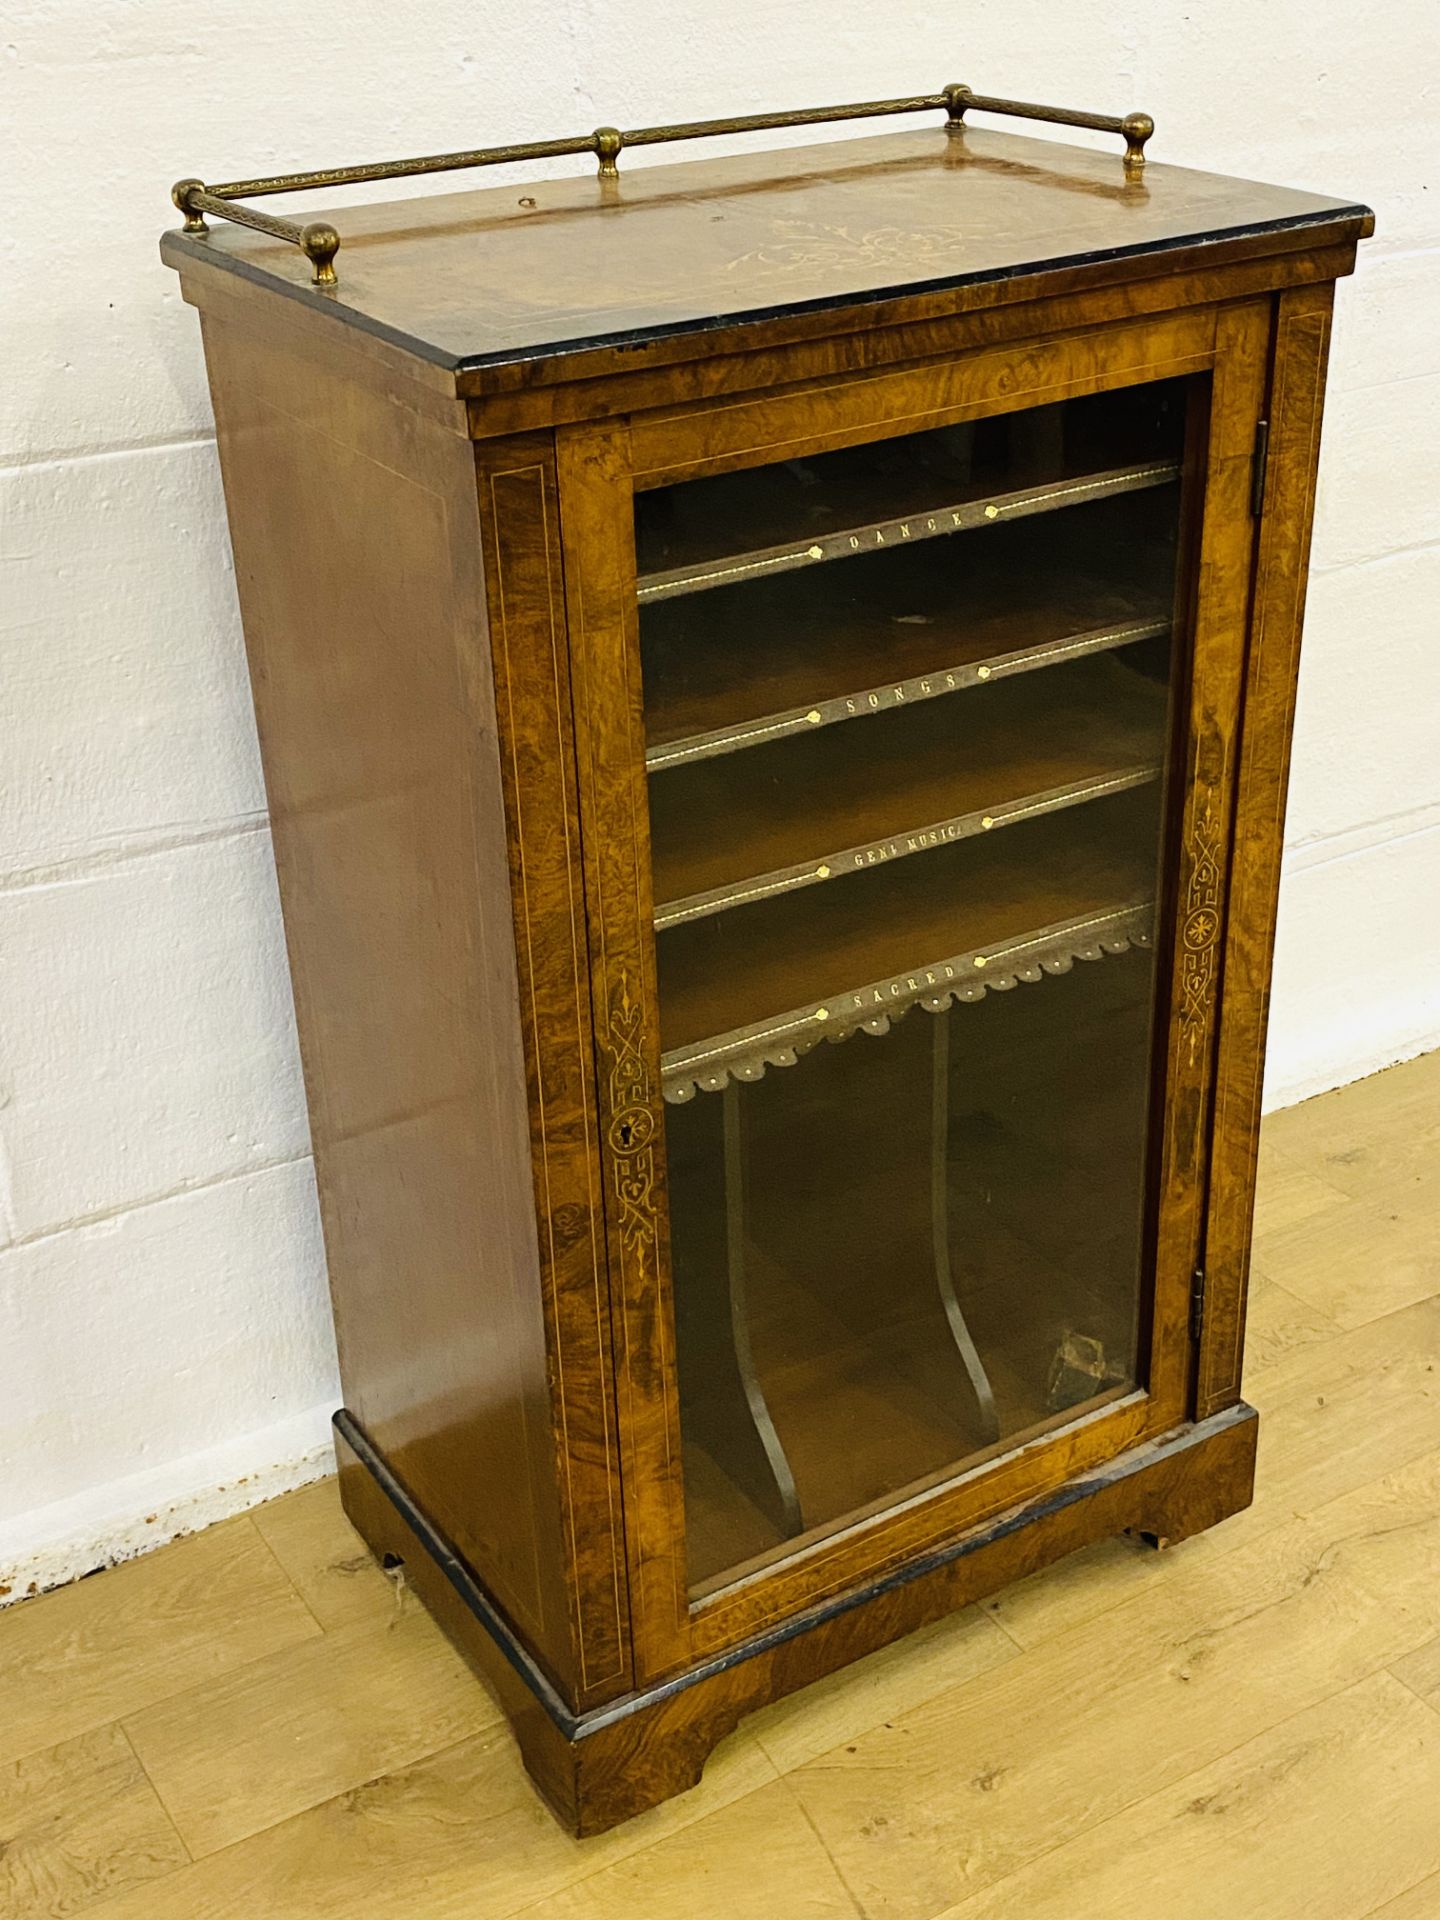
[
  {"x1": 659, "y1": 785, "x2": 1160, "y2": 1100},
  {"x1": 642, "y1": 487, "x2": 1177, "y2": 771},
  {"x1": 633, "y1": 385, "x2": 1187, "y2": 605},
  {"x1": 650, "y1": 650, "x2": 1168, "y2": 930},
  {"x1": 636, "y1": 455, "x2": 1179, "y2": 604}
]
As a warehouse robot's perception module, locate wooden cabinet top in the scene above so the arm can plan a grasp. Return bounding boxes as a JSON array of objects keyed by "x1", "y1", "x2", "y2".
[{"x1": 162, "y1": 122, "x2": 1371, "y2": 393}]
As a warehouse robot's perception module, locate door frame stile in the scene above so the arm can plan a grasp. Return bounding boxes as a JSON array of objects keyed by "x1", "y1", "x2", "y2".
[
  {"x1": 473, "y1": 431, "x2": 638, "y2": 1706},
  {"x1": 555, "y1": 420, "x2": 695, "y2": 1679},
  {"x1": 1197, "y1": 283, "x2": 1337, "y2": 1416},
  {"x1": 1146, "y1": 297, "x2": 1273, "y2": 1427}
]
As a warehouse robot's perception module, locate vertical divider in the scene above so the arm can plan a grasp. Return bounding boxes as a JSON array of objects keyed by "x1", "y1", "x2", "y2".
[
  {"x1": 722, "y1": 1082, "x2": 805, "y2": 1536},
  {"x1": 930, "y1": 1011, "x2": 1002, "y2": 1443}
]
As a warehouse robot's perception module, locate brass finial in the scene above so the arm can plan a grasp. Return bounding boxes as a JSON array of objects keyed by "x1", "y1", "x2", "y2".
[
  {"x1": 172, "y1": 178, "x2": 207, "y2": 232},
  {"x1": 1122, "y1": 111, "x2": 1155, "y2": 173},
  {"x1": 593, "y1": 127, "x2": 623, "y2": 178},
  {"x1": 943, "y1": 82, "x2": 973, "y2": 135},
  {"x1": 300, "y1": 221, "x2": 341, "y2": 287}
]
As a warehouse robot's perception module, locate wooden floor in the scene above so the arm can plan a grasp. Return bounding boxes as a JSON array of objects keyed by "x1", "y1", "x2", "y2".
[{"x1": 6, "y1": 1049, "x2": 1440, "y2": 1920}]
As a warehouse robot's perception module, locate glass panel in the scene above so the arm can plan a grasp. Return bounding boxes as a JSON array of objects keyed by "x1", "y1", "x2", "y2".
[{"x1": 635, "y1": 381, "x2": 1190, "y2": 1595}]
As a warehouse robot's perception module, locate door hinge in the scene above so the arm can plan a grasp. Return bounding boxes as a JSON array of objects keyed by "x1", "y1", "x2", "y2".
[
  {"x1": 1189, "y1": 1267, "x2": 1207, "y2": 1342},
  {"x1": 1250, "y1": 418, "x2": 1271, "y2": 518}
]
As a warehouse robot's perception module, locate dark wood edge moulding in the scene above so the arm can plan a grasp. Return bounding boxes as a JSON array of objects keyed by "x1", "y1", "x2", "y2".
[
  {"x1": 160, "y1": 228, "x2": 1370, "y2": 443},
  {"x1": 160, "y1": 205, "x2": 1373, "y2": 384}
]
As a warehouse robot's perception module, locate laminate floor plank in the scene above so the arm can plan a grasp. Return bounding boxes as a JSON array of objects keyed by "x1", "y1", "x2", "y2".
[
  {"x1": 1262, "y1": 1048, "x2": 1440, "y2": 1219},
  {"x1": 0, "y1": 1722, "x2": 188, "y2": 1920},
  {"x1": 1366, "y1": 1868, "x2": 1440, "y2": 1918},
  {"x1": 1263, "y1": 1046, "x2": 1440, "y2": 1167},
  {"x1": 1239, "y1": 1270, "x2": 1344, "y2": 1373},
  {"x1": 1249, "y1": 1138, "x2": 1353, "y2": 1238},
  {"x1": 1195, "y1": 1288, "x2": 1440, "y2": 1560},
  {"x1": 1390, "y1": 1631, "x2": 1440, "y2": 1708},
  {"x1": 933, "y1": 1673, "x2": 1440, "y2": 1920},
  {"x1": 1255, "y1": 1193, "x2": 1440, "y2": 1331},
  {"x1": 247, "y1": 1478, "x2": 395, "y2": 1633},
  {"x1": 71, "y1": 1723, "x2": 779, "y2": 1920},
  {"x1": 123, "y1": 1604, "x2": 504, "y2": 1857},
  {"x1": 511, "y1": 1777, "x2": 859, "y2": 1920},
  {"x1": 0, "y1": 1520, "x2": 319, "y2": 1769}
]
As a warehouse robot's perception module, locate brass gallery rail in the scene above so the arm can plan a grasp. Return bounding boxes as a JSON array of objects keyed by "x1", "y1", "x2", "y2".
[{"x1": 169, "y1": 83, "x2": 1155, "y2": 287}]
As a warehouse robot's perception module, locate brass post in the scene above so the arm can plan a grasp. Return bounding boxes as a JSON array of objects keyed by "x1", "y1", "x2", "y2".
[
  {"x1": 300, "y1": 221, "x2": 341, "y2": 288},
  {"x1": 1122, "y1": 111, "x2": 1155, "y2": 173},
  {"x1": 171, "y1": 178, "x2": 208, "y2": 233},
  {"x1": 943, "y1": 82, "x2": 973, "y2": 136}
]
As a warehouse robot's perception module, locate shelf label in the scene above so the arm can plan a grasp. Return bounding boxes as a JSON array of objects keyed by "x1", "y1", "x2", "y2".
[{"x1": 654, "y1": 763, "x2": 1162, "y2": 931}]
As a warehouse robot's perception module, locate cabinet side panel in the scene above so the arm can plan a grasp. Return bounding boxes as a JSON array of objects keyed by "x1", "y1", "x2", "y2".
[
  {"x1": 1200, "y1": 285, "x2": 1336, "y2": 1417},
  {"x1": 196, "y1": 311, "x2": 580, "y2": 1690}
]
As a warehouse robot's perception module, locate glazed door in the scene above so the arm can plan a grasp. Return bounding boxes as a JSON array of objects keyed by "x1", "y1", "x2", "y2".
[{"x1": 560, "y1": 304, "x2": 1269, "y2": 1675}]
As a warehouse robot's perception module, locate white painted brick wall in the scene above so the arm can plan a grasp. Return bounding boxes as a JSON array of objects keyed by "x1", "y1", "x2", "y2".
[{"x1": 4, "y1": 4, "x2": 1437, "y2": 1599}]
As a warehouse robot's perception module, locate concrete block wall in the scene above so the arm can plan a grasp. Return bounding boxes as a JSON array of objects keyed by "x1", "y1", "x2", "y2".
[{"x1": 4, "y1": 5, "x2": 1437, "y2": 1599}]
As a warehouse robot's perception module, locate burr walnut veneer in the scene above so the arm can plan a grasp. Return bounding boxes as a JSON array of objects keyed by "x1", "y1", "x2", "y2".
[{"x1": 162, "y1": 113, "x2": 1370, "y2": 1835}]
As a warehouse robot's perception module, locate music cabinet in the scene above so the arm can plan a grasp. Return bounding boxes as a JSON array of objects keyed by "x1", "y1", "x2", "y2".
[{"x1": 162, "y1": 86, "x2": 1371, "y2": 1834}]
